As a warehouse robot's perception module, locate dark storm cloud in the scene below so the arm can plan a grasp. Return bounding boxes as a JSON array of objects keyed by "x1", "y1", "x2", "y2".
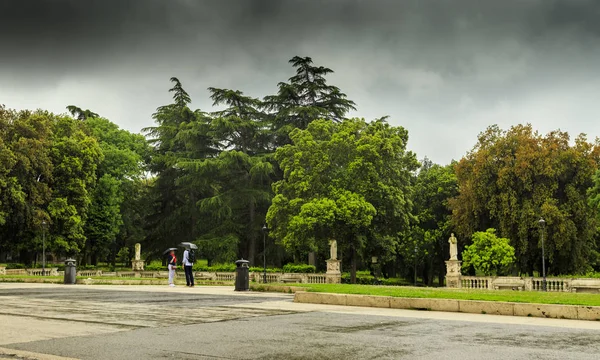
[{"x1": 1, "y1": 0, "x2": 600, "y2": 163}]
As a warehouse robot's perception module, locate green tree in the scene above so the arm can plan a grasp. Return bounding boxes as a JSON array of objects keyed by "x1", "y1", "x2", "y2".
[
  {"x1": 409, "y1": 159, "x2": 458, "y2": 285},
  {"x1": 66, "y1": 105, "x2": 99, "y2": 121},
  {"x1": 81, "y1": 117, "x2": 149, "y2": 265},
  {"x1": 267, "y1": 118, "x2": 418, "y2": 282},
  {"x1": 143, "y1": 78, "x2": 216, "y2": 255},
  {"x1": 50, "y1": 116, "x2": 103, "y2": 256},
  {"x1": 264, "y1": 56, "x2": 356, "y2": 144},
  {"x1": 0, "y1": 107, "x2": 53, "y2": 263},
  {"x1": 179, "y1": 87, "x2": 274, "y2": 265},
  {"x1": 450, "y1": 124, "x2": 600, "y2": 275},
  {"x1": 462, "y1": 228, "x2": 516, "y2": 276}
]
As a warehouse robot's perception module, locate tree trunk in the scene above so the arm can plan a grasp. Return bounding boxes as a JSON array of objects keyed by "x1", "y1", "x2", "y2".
[
  {"x1": 350, "y1": 246, "x2": 357, "y2": 284},
  {"x1": 248, "y1": 201, "x2": 256, "y2": 266}
]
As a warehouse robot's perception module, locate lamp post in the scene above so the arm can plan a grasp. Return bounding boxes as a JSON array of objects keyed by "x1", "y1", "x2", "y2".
[
  {"x1": 42, "y1": 220, "x2": 47, "y2": 276},
  {"x1": 538, "y1": 217, "x2": 546, "y2": 291},
  {"x1": 262, "y1": 224, "x2": 268, "y2": 284}
]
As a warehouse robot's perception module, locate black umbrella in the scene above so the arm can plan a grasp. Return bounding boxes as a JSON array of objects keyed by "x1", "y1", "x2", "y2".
[
  {"x1": 163, "y1": 247, "x2": 178, "y2": 255},
  {"x1": 178, "y1": 242, "x2": 198, "y2": 250}
]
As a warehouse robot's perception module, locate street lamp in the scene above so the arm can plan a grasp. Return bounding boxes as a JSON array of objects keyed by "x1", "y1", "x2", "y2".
[
  {"x1": 41, "y1": 220, "x2": 47, "y2": 276},
  {"x1": 538, "y1": 217, "x2": 546, "y2": 291},
  {"x1": 262, "y1": 224, "x2": 268, "y2": 284}
]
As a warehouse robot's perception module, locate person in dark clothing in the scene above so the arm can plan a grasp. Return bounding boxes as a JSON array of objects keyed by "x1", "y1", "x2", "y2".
[{"x1": 182, "y1": 248, "x2": 194, "y2": 287}]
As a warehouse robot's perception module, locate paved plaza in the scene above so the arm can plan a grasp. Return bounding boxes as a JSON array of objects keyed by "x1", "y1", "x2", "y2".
[{"x1": 1, "y1": 283, "x2": 600, "y2": 359}]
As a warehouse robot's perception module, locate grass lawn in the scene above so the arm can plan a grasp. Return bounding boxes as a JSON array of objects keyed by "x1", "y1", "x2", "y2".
[{"x1": 276, "y1": 283, "x2": 600, "y2": 307}]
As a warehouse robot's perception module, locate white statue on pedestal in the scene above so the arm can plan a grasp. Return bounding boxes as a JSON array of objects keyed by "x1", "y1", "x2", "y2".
[
  {"x1": 135, "y1": 243, "x2": 141, "y2": 261},
  {"x1": 448, "y1": 233, "x2": 458, "y2": 260},
  {"x1": 329, "y1": 240, "x2": 337, "y2": 260}
]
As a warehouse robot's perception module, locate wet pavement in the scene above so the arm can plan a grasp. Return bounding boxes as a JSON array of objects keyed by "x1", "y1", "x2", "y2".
[{"x1": 1, "y1": 283, "x2": 600, "y2": 359}]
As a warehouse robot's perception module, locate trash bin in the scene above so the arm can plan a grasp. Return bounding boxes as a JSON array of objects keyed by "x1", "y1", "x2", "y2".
[
  {"x1": 234, "y1": 259, "x2": 250, "y2": 291},
  {"x1": 64, "y1": 258, "x2": 76, "y2": 285}
]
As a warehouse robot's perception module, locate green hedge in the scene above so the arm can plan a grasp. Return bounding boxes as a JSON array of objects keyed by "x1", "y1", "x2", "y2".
[
  {"x1": 283, "y1": 263, "x2": 316, "y2": 273},
  {"x1": 5, "y1": 263, "x2": 26, "y2": 269},
  {"x1": 341, "y1": 272, "x2": 408, "y2": 286},
  {"x1": 193, "y1": 263, "x2": 236, "y2": 272},
  {"x1": 249, "y1": 267, "x2": 282, "y2": 273},
  {"x1": 145, "y1": 261, "x2": 166, "y2": 271}
]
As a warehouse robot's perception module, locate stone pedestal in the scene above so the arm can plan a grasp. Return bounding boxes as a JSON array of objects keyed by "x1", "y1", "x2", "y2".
[
  {"x1": 132, "y1": 260, "x2": 145, "y2": 271},
  {"x1": 445, "y1": 260, "x2": 462, "y2": 288},
  {"x1": 326, "y1": 259, "x2": 341, "y2": 284}
]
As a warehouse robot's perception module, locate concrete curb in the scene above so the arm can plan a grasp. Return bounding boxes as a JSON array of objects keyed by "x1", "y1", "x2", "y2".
[
  {"x1": 249, "y1": 284, "x2": 305, "y2": 293},
  {"x1": 0, "y1": 346, "x2": 79, "y2": 360},
  {"x1": 293, "y1": 292, "x2": 600, "y2": 321}
]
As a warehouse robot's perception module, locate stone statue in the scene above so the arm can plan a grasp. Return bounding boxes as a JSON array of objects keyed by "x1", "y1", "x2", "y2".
[
  {"x1": 328, "y1": 240, "x2": 337, "y2": 260},
  {"x1": 448, "y1": 233, "x2": 458, "y2": 260},
  {"x1": 135, "y1": 243, "x2": 141, "y2": 261}
]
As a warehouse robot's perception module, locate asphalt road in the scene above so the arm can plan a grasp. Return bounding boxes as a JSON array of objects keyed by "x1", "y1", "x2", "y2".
[{"x1": 1, "y1": 284, "x2": 600, "y2": 360}]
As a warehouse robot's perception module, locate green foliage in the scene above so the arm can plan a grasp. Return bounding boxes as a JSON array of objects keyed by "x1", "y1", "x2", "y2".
[
  {"x1": 144, "y1": 260, "x2": 166, "y2": 271},
  {"x1": 264, "y1": 56, "x2": 356, "y2": 136},
  {"x1": 267, "y1": 117, "x2": 418, "y2": 282},
  {"x1": 282, "y1": 263, "x2": 316, "y2": 273},
  {"x1": 451, "y1": 124, "x2": 600, "y2": 275},
  {"x1": 249, "y1": 267, "x2": 282, "y2": 273},
  {"x1": 462, "y1": 229, "x2": 516, "y2": 276},
  {"x1": 405, "y1": 159, "x2": 458, "y2": 284},
  {"x1": 340, "y1": 272, "x2": 408, "y2": 286},
  {"x1": 5, "y1": 263, "x2": 27, "y2": 269},
  {"x1": 192, "y1": 263, "x2": 237, "y2": 272},
  {"x1": 116, "y1": 247, "x2": 130, "y2": 264},
  {"x1": 66, "y1": 105, "x2": 99, "y2": 120}
]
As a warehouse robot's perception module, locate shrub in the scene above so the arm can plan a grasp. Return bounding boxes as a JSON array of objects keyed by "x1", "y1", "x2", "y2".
[
  {"x1": 283, "y1": 263, "x2": 316, "y2": 273},
  {"x1": 193, "y1": 263, "x2": 236, "y2": 272},
  {"x1": 145, "y1": 260, "x2": 166, "y2": 271},
  {"x1": 462, "y1": 228, "x2": 515, "y2": 276},
  {"x1": 6, "y1": 263, "x2": 26, "y2": 269},
  {"x1": 249, "y1": 267, "x2": 282, "y2": 273}
]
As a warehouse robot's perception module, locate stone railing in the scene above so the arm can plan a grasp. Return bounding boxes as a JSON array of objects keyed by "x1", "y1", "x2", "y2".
[
  {"x1": 2, "y1": 268, "x2": 58, "y2": 276},
  {"x1": 458, "y1": 276, "x2": 600, "y2": 293},
  {"x1": 0, "y1": 268, "x2": 337, "y2": 284},
  {"x1": 27, "y1": 268, "x2": 59, "y2": 276},
  {"x1": 77, "y1": 270, "x2": 102, "y2": 277},
  {"x1": 0, "y1": 266, "x2": 6, "y2": 275}
]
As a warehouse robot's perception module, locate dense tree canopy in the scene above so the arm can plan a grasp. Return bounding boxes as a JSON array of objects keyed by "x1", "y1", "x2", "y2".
[
  {"x1": 266, "y1": 118, "x2": 418, "y2": 281},
  {"x1": 408, "y1": 159, "x2": 458, "y2": 285},
  {"x1": 450, "y1": 124, "x2": 600, "y2": 275},
  {"x1": 0, "y1": 105, "x2": 148, "y2": 264}
]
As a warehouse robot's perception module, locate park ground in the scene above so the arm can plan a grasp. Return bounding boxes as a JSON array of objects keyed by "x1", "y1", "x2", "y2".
[{"x1": 1, "y1": 283, "x2": 600, "y2": 360}]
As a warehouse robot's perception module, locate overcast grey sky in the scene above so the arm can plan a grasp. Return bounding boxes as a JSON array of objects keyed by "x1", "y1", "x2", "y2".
[{"x1": 1, "y1": 0, "x2": 599, "y2": 164}]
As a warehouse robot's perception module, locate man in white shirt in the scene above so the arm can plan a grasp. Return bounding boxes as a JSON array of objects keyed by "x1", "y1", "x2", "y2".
[{"x1": 182, "y1": 248, "x2": 194, "y2": 287}]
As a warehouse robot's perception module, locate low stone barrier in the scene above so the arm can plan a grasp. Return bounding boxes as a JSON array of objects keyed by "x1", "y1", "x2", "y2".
[
  {"x1": 0, "y1": 266, "x2": 5, "y2": 275},
  {"x1": 293, "y1": 292, "x2": 600, "y2": 321},
  {"x1": 459, "y1": 276, "x2": 600, "y2": 293}
]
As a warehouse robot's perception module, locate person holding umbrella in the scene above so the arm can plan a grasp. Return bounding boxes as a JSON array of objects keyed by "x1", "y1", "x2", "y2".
[{"x1": 179, "y1": 242, "x2": 197, "y2": 287}]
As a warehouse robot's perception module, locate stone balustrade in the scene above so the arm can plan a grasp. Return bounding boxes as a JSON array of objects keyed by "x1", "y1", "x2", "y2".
[
  {"x1": 459, "y1": 275, "x2": 600, "y2": 293},
  {"x1": 2, "y1": 268, "x2": 58, "y2": 276}
]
